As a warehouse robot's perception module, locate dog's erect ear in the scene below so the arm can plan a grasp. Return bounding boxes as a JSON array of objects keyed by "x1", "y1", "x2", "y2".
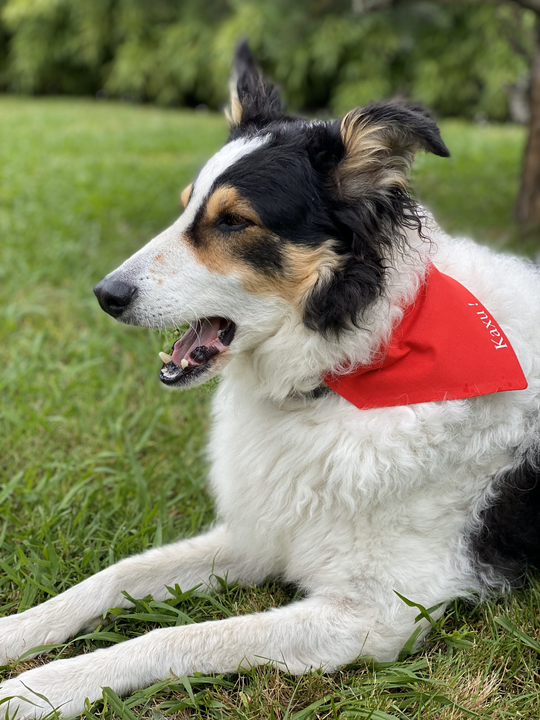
[
  {"x1": 335, "y1": 102, "x2": 449, "y2": 199},
  {"x1": 228, "y1": 40, "x2": 284, "y2": 129}
]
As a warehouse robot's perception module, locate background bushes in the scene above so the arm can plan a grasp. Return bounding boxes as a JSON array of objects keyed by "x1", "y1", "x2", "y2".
[{"x1": 0, "y1": 0, "x2": 536, "y2": 120}]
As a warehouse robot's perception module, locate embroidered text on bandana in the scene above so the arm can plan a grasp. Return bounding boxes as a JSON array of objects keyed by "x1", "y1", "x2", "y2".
[{"x1": 324, "y1": 264, "x2": 528, "y2": 409}]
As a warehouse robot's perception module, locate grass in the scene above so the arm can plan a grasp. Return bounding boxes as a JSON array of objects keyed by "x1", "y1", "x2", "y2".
[
  {"x1": 1, "y1": 96, "x2": 540, "y2": 719},
  {"x1": 413, "y1": 120, "x2": 540, "y2": 254}
]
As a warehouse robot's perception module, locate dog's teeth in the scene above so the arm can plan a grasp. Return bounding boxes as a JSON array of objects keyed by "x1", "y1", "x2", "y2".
[
  {"x1": 159, "y1": 352, "x2": 173, "y2": 364},
  {"x1": 181, "y1": 358, "x2": 189, "y2": 370}
]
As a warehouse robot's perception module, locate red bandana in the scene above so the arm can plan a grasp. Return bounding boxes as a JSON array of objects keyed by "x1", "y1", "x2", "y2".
[{"x1": 324, "y1": 264, "x2": 527, "y2": 409}]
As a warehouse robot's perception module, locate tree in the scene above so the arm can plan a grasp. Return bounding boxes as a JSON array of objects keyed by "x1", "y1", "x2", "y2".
[
  {"x1": 354, "y1": 0, "x2": 540, "y2": 226},
  {"x1": 516, "y1": 9, "x2": 540, "y2": 224}
]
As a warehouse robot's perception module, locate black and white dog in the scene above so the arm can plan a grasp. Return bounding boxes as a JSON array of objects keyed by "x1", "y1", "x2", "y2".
[{"x1": 2, "y1": 43, "x2": 540, "y2": 718}]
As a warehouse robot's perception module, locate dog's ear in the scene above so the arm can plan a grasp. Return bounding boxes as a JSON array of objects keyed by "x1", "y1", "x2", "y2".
[
  {"x1": 335, "y1": 102, "x2": 449, "y2": 200},
  {"x1": 180, "y1": 183, "x2": 192, "y2": 209},
  {"x1": 303, "y1": 103, "x2": 449, "y2": 336},
  {"x1": 228, "y1": 40, "x2": 284, "y2": 129}
]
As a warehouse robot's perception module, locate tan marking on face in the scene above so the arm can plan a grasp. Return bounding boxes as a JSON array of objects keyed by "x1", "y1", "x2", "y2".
[
  {"x1": 187, "y1": 185, "x2": 264, "y2": 277},
  {"x1": 338, "y1": 109, "x2": 411, "y2": 198},
  {"x1": 180, "y1": 183, "x2": 193, "y2": 208},
  {"x1": 154, "y1": 252, "x2": 164, "y2": 263},
  {"x1": 277, "y1": 243, "x2": 343, "y2": 306},
  {"x1": 229, "y1": 241, "x2": 343, "y2": 312},
  {"x1": 187, "y1": 184, "x2": 342, "y2": 309},
  {"x1": 203, "y1": 185, "x2": 261, "y2": 226}
]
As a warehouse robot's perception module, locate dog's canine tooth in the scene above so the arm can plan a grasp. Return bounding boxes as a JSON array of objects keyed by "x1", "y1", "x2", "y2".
[
  {"x1": 159, "y1": 352, "x2": 173, "y2": 364},
  {"x1": 181, "y1": 358, "x2": 189, "y2": 370}
]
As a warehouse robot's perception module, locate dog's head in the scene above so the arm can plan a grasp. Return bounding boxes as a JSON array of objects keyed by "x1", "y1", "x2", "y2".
[{"x1": 94, "y1": 41, "x2": 449, "y2": 391}]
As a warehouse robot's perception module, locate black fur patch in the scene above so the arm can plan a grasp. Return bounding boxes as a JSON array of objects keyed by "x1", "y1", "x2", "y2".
[
  {"x1": 472, "y1": 449, "x2": 540, "y2": 587},
  {"x1": 304, "y1": 255, "x2": 384, "y2": 334},
  {"x1": 216, "y1": 130, "x2": 336, "y2": 246},
  {"x1": 237, "y1": 236, "x2": 284, "y2": 275},
  {"x1": 304, "y1": 187, "x2": 425, "y2": 335}
]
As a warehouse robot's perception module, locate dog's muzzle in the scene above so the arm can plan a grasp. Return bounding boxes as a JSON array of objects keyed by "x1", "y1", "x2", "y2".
[{"x1": 93, "y1": 277, "x2": 138, "y2": 318}]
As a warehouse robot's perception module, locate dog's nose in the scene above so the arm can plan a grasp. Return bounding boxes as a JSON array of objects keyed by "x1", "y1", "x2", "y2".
[{"x1": 93, "y1": 277, "x2": 138, "y2": 318}]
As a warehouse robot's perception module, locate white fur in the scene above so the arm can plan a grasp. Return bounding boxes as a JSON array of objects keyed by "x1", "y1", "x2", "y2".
[{"x1": 2, "y1": 161, "x2": 540, "y2": 718}]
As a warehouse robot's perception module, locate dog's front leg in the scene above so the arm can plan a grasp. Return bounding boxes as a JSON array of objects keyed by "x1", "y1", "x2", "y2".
[
  {"x1": 0, "y1": 525, "x2": 259, "y2": 664},
  {"x1": 0, "y1": 595, "x2": 397, "y2": 719}
]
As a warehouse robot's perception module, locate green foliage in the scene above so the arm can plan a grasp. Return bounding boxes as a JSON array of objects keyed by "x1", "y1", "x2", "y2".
[
  {"x1": 403, "y1": 4, "x2": 536, "y2": 121},
  {"x1": 0, "y1": 0, "x2": 536, "y2": 120}
]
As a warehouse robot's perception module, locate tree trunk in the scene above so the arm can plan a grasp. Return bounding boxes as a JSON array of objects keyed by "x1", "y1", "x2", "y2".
[{"x1": 516, "y1": 19, "x2": 540, "y2": 225}]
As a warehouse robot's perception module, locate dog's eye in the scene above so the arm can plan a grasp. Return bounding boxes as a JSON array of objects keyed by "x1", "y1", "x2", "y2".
[{"x1": 218, "y1": 214, "x2": 253, "y2": 231}]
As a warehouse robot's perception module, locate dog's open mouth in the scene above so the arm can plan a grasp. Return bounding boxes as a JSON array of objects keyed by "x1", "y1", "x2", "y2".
[{"x1": 159, "y1": 317, "x2": 236, "y2": 386}]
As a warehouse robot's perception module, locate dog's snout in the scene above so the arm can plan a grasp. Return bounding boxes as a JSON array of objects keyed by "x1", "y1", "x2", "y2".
[{"x1": 93, "y1": 277, "x2": 138, "y2": 318}]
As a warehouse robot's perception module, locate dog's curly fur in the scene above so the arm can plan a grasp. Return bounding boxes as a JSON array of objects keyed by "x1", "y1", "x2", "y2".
[{"x1": 2, "y1": 42, "x2": 540, "y2": 718}]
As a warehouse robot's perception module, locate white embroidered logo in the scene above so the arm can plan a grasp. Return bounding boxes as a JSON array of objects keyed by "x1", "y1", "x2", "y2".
[{"x1": 468, "y1": 303, "x2": 508, "y2": 349}]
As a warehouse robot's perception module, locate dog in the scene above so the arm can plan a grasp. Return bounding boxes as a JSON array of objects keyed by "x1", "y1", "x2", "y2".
[{"x1": 2, "y1": 41, "x2": 540, "y2": 719}]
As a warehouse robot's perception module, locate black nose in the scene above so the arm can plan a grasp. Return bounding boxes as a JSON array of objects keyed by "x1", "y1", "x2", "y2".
[{"x1": 93, "y1": 277, "x2": 138, "y2": 318}]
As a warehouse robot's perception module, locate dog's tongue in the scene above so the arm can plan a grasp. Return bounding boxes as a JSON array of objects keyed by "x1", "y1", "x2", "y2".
[{"x1": 171, "y1": 317, "x2": 224, "y2": 366}]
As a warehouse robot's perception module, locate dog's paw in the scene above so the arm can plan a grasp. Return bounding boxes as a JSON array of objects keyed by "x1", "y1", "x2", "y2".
[
  {"x1": 0, "y1": 613, "x2": 66, "y2": 665},
  {"x1": 0, "y1": 672, "x2": 64, "y2": 719},
  {"x1": 0, "y1": 655, "x2": 105, "y2": 719},
  {"x1": 0, "y1": 676, "x2": 49, "y2": 719},
  {"x1": 0, "y1": 614, "x2": 41, "y2": 665}
]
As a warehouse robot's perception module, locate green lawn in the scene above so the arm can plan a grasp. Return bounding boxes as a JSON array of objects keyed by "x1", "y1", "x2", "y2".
[{"x1": 1, "y1": 96, "x2": 540, "y2": 719}]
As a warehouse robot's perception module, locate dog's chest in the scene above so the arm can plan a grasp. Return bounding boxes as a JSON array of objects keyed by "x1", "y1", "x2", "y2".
[
  {"x1": 206, "y1": 379, "x2": 512, "y2": 592},
  {"x1": 208, "y1": 390, "x2": 331, "y2": 532}
]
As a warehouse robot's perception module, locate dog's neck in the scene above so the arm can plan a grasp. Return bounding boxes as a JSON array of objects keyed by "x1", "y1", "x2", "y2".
[{"x1": 223, "y1": 224, "x2": 432, "y2": 405}]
